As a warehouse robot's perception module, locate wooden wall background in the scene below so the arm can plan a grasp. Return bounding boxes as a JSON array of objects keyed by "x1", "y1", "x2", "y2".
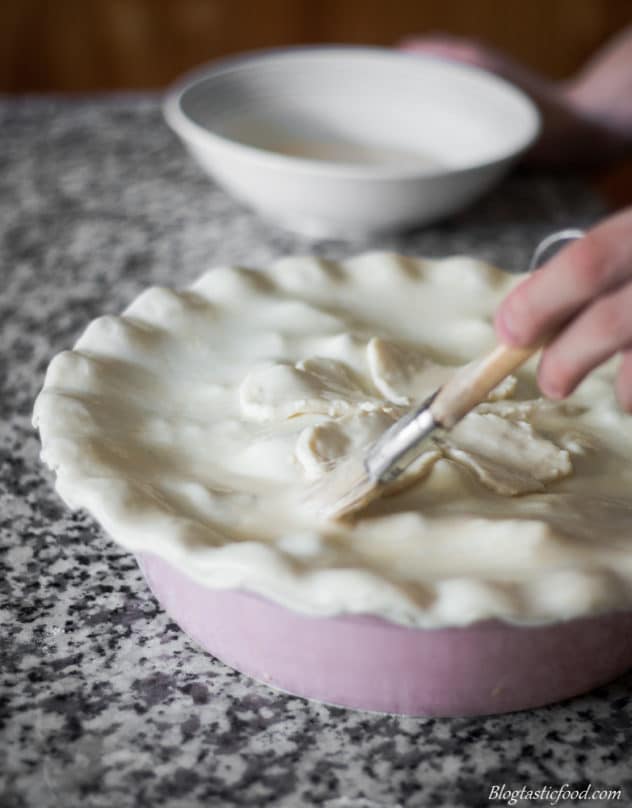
[
  {"x1": 2, "y1": 0, "x2": 631, "y2": 204},
  {"x1": 1, "y1": 0, "x2": 631, "y2": 93}
]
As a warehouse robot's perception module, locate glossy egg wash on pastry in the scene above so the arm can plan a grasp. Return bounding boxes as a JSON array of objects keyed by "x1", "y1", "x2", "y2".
[{"x1": 34, "y1": 254, "x2": 632, "y2": 628}]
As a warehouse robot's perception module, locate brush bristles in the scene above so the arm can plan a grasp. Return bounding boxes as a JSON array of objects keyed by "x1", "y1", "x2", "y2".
[{"x1": 304, "y1": 454, "x2": 382, "y2": 521}]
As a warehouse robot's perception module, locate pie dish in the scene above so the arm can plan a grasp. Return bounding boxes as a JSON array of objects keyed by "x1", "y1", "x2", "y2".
[{"x1": 34, "y1": 253, "x2": 632, "y2": 715}]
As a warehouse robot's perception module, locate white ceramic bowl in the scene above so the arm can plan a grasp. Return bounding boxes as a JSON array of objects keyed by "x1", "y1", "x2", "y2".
[{"x1": 164, "y1": 46, "x2": 540, "y2": 238}]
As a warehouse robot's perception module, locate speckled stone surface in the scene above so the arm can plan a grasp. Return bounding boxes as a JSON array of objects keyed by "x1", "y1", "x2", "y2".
[{"x1": 1, "y1": 97, "x2": 631, "y2": 808}]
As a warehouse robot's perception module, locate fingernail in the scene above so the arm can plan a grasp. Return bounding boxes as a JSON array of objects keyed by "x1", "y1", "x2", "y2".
[
  {"x1": 496, "y1": 305, "x2": 523, "y2": 345},
  {"x1": 539, "y1": 369, "x2": 566, "y2": 399},
  {"x1": 541, "y1": 380, "x2": 564, "y2": 400}
]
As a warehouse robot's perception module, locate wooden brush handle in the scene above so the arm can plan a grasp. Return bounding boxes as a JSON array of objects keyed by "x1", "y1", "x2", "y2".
[{"x1": 430, "y1": 342, "x2": 539, "y2": 429}]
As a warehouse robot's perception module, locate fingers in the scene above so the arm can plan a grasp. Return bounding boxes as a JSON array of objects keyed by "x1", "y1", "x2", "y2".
[
  {"x1": 399, "y1": 36, "x2": 499, "y2": 72},
  {"x1": 537, "y1": 280, "x2": 632, "y2": 398},
  {"x1": 495, "y1": 207, "x2": 632, "y2": 348},
  {"x1": 398, "y1": 35, "x2": 532, "y2": 87},
  {"x1": 616, "y1": 350, "x2": 632, "y2": 413},
  {"x1": 495, "y1": 207, "x2": 632, "y2": 407},
  {"x1": 400, "y1": 33, "x2": 626, "y2": 168}
]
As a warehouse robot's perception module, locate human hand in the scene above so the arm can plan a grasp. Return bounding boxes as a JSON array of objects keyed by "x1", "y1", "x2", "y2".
[
  {"x1": 494, "y1": 207, "x2": 632, "y2": 411},
  {"x1": 399, "y1": 30, "x2": 632, "y2": 169}
]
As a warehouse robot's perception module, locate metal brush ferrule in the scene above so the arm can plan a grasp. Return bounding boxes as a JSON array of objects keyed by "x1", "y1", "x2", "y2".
[{"x1": 365, "y1": 392, "x2": 439, "y2": 483}]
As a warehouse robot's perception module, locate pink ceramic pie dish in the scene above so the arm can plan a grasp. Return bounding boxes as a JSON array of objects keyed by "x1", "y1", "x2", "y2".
[
  {"x1": 35, "y1": 253, "x2": 632, "y2": 717},
  {"x1": 138, "y1": 553, "x2": 632, "y2": 717}
]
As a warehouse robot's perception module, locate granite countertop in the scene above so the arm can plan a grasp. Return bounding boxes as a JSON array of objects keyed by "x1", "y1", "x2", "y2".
[{"x1": 1, "y1": 97, "x2": 630, "y2": 808}]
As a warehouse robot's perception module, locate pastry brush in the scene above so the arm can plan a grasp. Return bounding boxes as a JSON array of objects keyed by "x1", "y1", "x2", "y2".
[{"x1": 307, "y1": 229, "x2": 584, "y2": 521}]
